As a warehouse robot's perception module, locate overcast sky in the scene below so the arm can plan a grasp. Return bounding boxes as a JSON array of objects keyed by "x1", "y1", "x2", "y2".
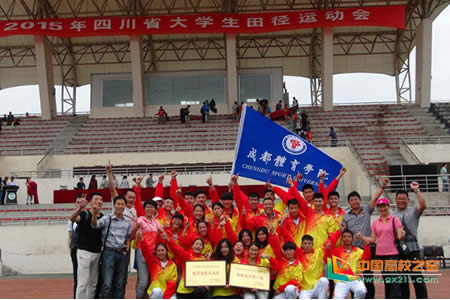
[{"x1": 0, "y1": 6, "x2": 449, "y2": 115}]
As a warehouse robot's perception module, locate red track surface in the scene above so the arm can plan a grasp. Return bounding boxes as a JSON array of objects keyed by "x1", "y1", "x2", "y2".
[{"x1": 0, "y1": 270, "x2": 449, "y2": 299}]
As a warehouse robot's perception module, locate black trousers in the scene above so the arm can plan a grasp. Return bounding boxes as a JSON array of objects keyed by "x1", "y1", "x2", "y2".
[
  {"x1": 401, "y1": 250, "x2": 428, "y2": 299},
  {"x1": 377, "y1": 255, "x2": 403, "y2": 299},
  {"x1": 70, "y1": 248, "x2": 78, "y2": 299}
]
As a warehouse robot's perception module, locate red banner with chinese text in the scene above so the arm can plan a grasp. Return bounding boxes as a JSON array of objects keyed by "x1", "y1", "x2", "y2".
[{"x1": 0, "y1": 6, "x2": 405, "y2": 38}]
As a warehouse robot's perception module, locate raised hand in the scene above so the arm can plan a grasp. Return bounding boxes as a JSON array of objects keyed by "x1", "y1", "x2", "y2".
[
  {"x1": 382, "y1": 177, "x2": 390, "y2": 188},
  {"x1": 340, "y1": 168, "x2": 347, "y2": 175},
  {"x1": 265, "y1": 180, "x2": 272, "y2": 190},
  {"x1": 106, "y1": 160, "x2": 112, "y2": 173},
  {"x1": 319, "y1": 171, "x2": 326, "y2": 181},
  {"x1": 410, "y1": 181, "x2": 420, "y2": 192},
  {"x1": 231, "y1": 174, "x2": 239, "y2": 186},
  {"x1": 295, "y1": 172, "x2": 303, "y2": 181},
  {"x1": 206, "y1": 175, "x2": 213, "y2": 186},
  {"x1": 171, "y1": 170, "x2": 178, "y2": 178},
  {"x1": 176, "y1": 186, "x2": 182, "y2": 197},
  {"x1": 158, "y1": 174, "x2": 165, "y2": 184},
  {"x1": 160, "y1": 231, "x2": 169, "y2": 241},
  {"x1": 136, "y1": 176, "x2": 144, "y2": 187}
]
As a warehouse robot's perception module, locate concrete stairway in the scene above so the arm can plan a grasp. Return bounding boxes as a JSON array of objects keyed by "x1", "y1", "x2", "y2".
[
  {"x1": 406, "y1": 105, "x2": 450, "y2": 136},
  {"x1": 49, "y1": 115, "x2": 89, "y2": 153}
]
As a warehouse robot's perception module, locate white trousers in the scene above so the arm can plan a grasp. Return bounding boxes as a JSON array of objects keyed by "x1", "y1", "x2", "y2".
[
  {"x1": 274, "y1": 285, "x2": 299, "y2": 299},
  {"x1": 333, "y1": 280, "x2": 367, "y2": 299},
  {"x1": 75, "y1": 249, "x2": 101, "y2": 299},
  {"x1": 299, "y1": 277, "x2": 329, "y2": 299},
  {"x1": 243, "y1": 291, "x2": 269, "y2": 299},
  {"x1": 150, "y1": 288, "x2": 176, "y2": 299}
]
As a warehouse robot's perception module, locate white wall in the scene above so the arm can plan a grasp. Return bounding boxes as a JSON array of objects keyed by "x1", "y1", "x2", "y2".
[
  {"x1": 1, "y1": 147, "x2": 378, "y2": 204},
  {"x1": 409, "y1": 144, "x2": 450, "y2": 164},
  {"x1": 1, "y1": 216, "x2": 448, "y2": 274}
]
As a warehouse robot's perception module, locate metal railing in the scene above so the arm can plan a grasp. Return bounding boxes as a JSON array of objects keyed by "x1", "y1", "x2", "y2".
[
  {"x1": 399, "y1": 138, "x2": 422, "y2": 164},
  {"x1": 401, "y1": 136, "x2": 450, "y2": 145},
  {"x1": 73, "y1": 164, "x2": 233, "y2": 177},
  {"x1": 11, "y1": 169, "x2": 73, "y2": 179},
  {"x1": 384, "y1": 174, "x2": 448, "y2": 193},
  {"x1": 48, "y1": 139, "x2": 348, "y2": 155}
]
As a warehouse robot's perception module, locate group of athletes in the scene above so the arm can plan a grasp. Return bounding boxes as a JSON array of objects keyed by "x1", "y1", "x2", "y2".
[{"x1": 71, "y1": 162, "x2": 417, "y2": 299}]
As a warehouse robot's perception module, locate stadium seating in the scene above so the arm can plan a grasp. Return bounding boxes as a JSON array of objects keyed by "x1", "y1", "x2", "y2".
[
  {"x1": 429, "y1": 103, "x2": 450, "y2": 132},
  {"x1": 0, "y1": 116, "x2": 72, "y2": 156},
  {"x1": 0, "y1": 104, "x2": 442, "y2": 179}
]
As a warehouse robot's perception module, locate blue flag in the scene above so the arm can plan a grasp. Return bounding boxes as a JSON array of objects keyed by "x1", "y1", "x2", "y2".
[{"x1": 232, "y1": 105, "x2": 342, "y2": 189}]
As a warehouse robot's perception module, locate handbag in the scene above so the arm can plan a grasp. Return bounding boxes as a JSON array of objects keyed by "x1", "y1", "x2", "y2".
[
  {"x1": 392, "y1": 217, "x2": 409, "y2": 257},
  {"x1": 95, "y1": 215, "x2": 112, "y2": 299}
]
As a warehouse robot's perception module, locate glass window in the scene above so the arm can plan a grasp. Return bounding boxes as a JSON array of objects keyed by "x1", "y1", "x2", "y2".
[
  {"x1": 147, "y1": 75, "x2": 225, "y2": 105},
  {"x1": 102, "y1": 79, "x2": 133, "y2": 107},
  {"x1": 239, "y1": 74, "x2": 271, "y2": 103}
]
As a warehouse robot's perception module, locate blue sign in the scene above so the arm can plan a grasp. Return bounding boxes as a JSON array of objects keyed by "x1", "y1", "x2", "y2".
[{"x1": 232, "y1": 105, "x2": 342, "y2": 189}]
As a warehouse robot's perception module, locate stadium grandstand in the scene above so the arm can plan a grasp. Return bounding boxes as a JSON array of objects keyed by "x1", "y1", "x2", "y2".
[{"x1": 0, "y1": 0, "x2": 449, "y2": 298}]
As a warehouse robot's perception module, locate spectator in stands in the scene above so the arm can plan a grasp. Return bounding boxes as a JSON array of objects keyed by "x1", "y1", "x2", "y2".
[
  {"x1": 184, "y1": 105, "x2": 191, "y2": 128},
  {"x1": 357, "y1": 198, "x2": 406, "y2": 299},
  {"x1": 180, "y1": 106, "x2": 186, "y2": 124},
  {"x1": 7, "y1": 112, "x2": 14, "y2": 126},
  {"x1": 201, "y1": 101, "x2": 209, "y2": 123},
  {"x1": 209, "y1": 98, "x2": 217, "y2": 114},
  {"x1": 292, "y1": 97, "x2": 298, "y2": 108},
  {"x1": 292, "y1": 111, "x2": 298, "y2": 131},
  {"x1": 232, "y1": 102, "x2": 239, "y2": 121},
  {"x1": 156, "y1": 106, "x2": 167, "y2": 122},
  {"x1": 77, "y1": 177, "x2": 86, "y2": 190},
  {"x1": 301, "y1": 111, "x2": 309, "y2": 130},
  {"x1": 88, "y1": 175, "x2": 98, "y2": 190},
  {"x1": 26, "y1": 177, "x2": 38, "y2": 205},
  {"x1": 295, "y1": 118, "x2": 301, "y2": 135},
  {"x1": 68, "y1": 195, "x2": 83, "y2": 298},
  {"x1": 392, "y1": 181, "x2": 428, "y2": 299},
  {"x1": 0, "y1": 177, "x2": 3, "y2": 205},
  {"x1": 441, "y1": 163, "x2": 448, "y2": 192},
  {"x1": 100, "y1": 176, "x2": 108, "y2": 189},
  {"x1": 276, "y1": 100, "x2": 282, "y2": 111},
  {"x1": 145, "y1": 173, "x2": 155, "y2": 188},
  {"x1": 112, "y1": 175, "x2": 119, "y2": 188},
  {"x1": 329, "y1": 126, "x2": 338, "y2": 147},
  {"x1": 71, "y1": 193, "x2": 105, "y2": 299},
  {"x1": 120, "y1": 176, "x2": 130, "y2": 189},
  {"x1": 305, "y1": 128, "x2": 312, "y2": 143},
  {"x1": 0, "y1": 177, "x2": 8, "y2": 205},
  {"x1": 343, "y1": 179, "x2": 388, "y2": 299},
  {"x1": 239, "y1": 102, "x2": 243, "y2": 119},
  {"x1": 91, "y1": 195, "x2": 133, "y2": 299}
]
